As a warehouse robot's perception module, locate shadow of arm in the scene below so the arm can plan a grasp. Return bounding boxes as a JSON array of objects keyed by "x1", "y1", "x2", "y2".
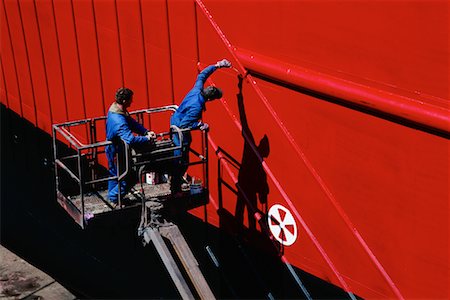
[{"x1": 237, "y1": 76, "x2": 255, "y2": 144}]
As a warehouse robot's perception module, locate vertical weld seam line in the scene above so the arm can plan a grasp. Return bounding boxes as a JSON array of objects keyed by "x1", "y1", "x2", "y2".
[
  {"x1": 165, "y1": 0, "x2": 175, "y2": 104},
  {"x1": 0, "y1": 54, "x2": 10, "y2": 107},
  {"x1": 138, "y1": 0, "x2": 151, "y2": 125},
  {"x1": 17, "y1": 0, "x2": 38, "y2": 126},
  {"x1": 114, "y1": 0, "x2": 124, "y2": 86},
  {"x1": 50, "y1": 0, "x2": 69, "y2": 121},
  {"x1": 193, "y1": 2, "x2": 200, "y2": 63},
  {"x1": 2, "y1": 2, "x2": 23, "y2": 116},
  {"x1": 70, "y1": 0, "x2": 87, "y2": 119},
  {"x1": 33, "y1": 0, "x2": 53, "y2": 125},
  {"x1": 91, "y1": 0, "x2": 106, "y2": 113}
]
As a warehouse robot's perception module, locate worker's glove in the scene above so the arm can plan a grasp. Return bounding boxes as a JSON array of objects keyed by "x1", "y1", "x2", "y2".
[
  {"x1": 199, "y1": 123, "x2": 209, "y2": 131},
  {"x1": 216, "y1": 59, "x2": 231, "y2": 68},
  {"x1": 146, "y1": 131, "x2": 157, "y2": 140}
]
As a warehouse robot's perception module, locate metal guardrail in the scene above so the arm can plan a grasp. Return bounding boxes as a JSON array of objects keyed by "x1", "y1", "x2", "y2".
[{"x1": 52, "y1": 105, "x2": 209, "y2": 228}]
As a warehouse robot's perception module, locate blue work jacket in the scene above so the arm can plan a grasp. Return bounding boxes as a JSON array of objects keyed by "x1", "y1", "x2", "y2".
[
  {"x1": 105, "y1": 103, "x2": 149, "y2": 161},
  {"x1": 170, "y1": 65, "x2": 217, "y2": 131}
]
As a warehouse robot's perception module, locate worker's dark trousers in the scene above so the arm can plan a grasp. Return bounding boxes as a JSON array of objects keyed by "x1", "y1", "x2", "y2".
[
  {"x1": 107, "y1": 145, "x2": 129, "y2": 203},
  {"x1": 107, "y1": 142, "x2": 154, "y2": 202},
  {"x1": 171, "y1": 133, "x2": 190, "y2": 193}
]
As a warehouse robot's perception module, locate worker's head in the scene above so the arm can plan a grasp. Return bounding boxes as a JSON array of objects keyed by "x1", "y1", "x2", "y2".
[
  {"x1": 203, "y1": 86, "x2": 222, "y2": 101},
  {"x1": 115, "y1": 87, "x2": 134, "y2": 108}
]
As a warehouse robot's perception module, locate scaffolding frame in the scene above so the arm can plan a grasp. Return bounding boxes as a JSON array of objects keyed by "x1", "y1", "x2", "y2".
[{"x1": 52, "y1": 105, "x2": 209, "y2": 228}]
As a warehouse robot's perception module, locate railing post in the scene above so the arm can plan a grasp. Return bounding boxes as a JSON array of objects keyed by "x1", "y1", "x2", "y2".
[
  {"x1": 117, "y1": 151, "x2": 121, "y2": 208},
  {"x1": 77, "y1": 148, "x2": 85, "y2": 228},
  {"x1": 204, "y1": 129, "x2": 209, "y2": 194},
  {"x1": 53, "y1": 126, "x2": 59, "y2": 192}
]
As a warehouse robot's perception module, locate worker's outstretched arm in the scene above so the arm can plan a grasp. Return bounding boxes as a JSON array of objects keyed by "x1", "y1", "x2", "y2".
[
  {"x1": 193, "y1": 59, "x2": 232, "y2": 90},
  {"x1": 193, "y1": 65, "x2": 217, "y2": 90}
]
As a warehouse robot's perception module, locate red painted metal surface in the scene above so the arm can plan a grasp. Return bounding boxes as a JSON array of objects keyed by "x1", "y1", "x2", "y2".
[
  {"x1": 235, "y1": 48, "x2": 449, "y2": 134},
  {"x1": 205, "y1": 0, "x2": 449, "y2": 101},
  {"x1": 1, "y1": 0, "x2": 448, "y2": 299},
  {"x1": 33, "y1": 0, "x2": 68, "y2": 124},
  {"x1": 206, "y1": 77, "x2": 357, "y2": 298},
  {"x1": 92, "y1": 0, "x2": 123, "y2": 108},
  {"x1": 3, "y1": 0, "x2": 37, "y2": 125}
]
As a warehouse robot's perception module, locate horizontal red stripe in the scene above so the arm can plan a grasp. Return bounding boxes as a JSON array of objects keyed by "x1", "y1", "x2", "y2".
[{"x1": 235, "y1": 47, "x2": 449, "y2": 134}]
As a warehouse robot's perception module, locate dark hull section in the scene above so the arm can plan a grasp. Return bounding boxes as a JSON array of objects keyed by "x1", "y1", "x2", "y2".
[
  {"x1": 1, "y1": 103, "x2": 351, "y2": 298},
  {"x1": 1, "y1": 0, "x2": 448, "y2": 297}
]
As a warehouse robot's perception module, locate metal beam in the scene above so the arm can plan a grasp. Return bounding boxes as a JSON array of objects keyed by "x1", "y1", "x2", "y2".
[
  {"x1": 159, "y1": 225, "x2": 215, "y2": 300},
  {"x1": 143, "y1": 228, "x2": 194, "y2": 300}
]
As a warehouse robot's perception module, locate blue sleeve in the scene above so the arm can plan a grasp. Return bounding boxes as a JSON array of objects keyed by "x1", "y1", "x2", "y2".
[
  {"x1": 117, "y1": 119, "x2": 149, "y2": 145},
  {"x1": 193, "y1": 65, "x2": 217, "y2": 90},
  {"x1": 128, "y1": 116, "x2": 148, "y2": 135}
]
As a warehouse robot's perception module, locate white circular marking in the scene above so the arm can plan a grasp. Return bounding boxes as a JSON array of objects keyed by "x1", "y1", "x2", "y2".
[{"x1": 267, "y1": 204, "x2": 298, "y2": 246}]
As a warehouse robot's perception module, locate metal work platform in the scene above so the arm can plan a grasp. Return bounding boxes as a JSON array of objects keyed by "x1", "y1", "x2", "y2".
[
  {"x1": 53, "y1": 105, "x2": 214, "y2": 298},
  {"x1": 52, "y1": 105, "x2": 210, "y2": 228},
  {"x1": 57, "y1": 182, "x2": 208, "y2": 223}
]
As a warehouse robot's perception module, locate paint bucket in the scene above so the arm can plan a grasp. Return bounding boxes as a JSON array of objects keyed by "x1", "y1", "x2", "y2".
[
  {"x1": 190, "y1": 178, "x2": 203, "y2": 195},
  {"x1": 146, "y1": 172, "x2": 156, "y2": 185}
]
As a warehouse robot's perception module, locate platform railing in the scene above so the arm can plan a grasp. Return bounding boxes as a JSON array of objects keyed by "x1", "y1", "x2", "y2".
[{"x1": 52, "y1": 105, "x2": 210, "y2": 228}]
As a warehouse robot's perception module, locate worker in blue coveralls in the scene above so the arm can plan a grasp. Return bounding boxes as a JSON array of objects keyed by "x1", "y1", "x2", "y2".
[
  {"x1": 170, "y1": 59, "x2": 232, "y2": 194},
  {"x1": 106, "y1": 87, "x2": 156, "y2": 205}
]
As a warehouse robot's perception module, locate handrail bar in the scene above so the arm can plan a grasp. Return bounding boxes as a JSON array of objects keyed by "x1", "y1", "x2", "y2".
[
  {"x1": 170, "y1": 125, "x2": 184, "y2": 148},
  {"x1": 53, "y1": 105, "x2": 180, "y2": 149},
  {"x1": 53, "y1": 126, "x2": 84, "y2": 149},
  {"x1": 216, "y1": 147, "x2": 241, "y2": 169},
  {"x1": 59, "y1": 154, "x2": 83, "y2": 160},
  {"x1": 79, "y1": 140, "x2": 112, "y2": 150},
  {"x1": 188, "y1": 148, "x2": 205, "y2": 160},
  {"x1": 85, "y1": 176, "x2": 118, "y2": 185},
  {"x1": 118, "y1": 140, "x2": 130, "y2": 182},
  {"x1": 53, "y1": 104, "x2": 209, "y2": 229},
  {"x1": 55, "y1": 159, "x2": 80, "y2": 183},
  {"x1": 53, "y1": 119, "x2": 91, "y2": 128}
]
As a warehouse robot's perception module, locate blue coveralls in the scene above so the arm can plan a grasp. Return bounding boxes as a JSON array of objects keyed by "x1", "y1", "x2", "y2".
[
  {"x1": 170, "y1": 65, "x2": 217, "y2": 191},
  {"x1": 105, "y1": 103, "x2": 149, "y2": 202}
]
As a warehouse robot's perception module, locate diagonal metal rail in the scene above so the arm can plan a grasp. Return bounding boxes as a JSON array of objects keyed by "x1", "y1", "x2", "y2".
[{"x1": 194, "y1": 1, "x2": 404, "y2": 299}]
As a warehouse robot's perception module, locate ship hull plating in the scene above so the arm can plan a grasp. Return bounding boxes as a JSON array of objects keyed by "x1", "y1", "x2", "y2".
[{"x1": 1, "y1": 0, "x2": 448, "y2": 298}]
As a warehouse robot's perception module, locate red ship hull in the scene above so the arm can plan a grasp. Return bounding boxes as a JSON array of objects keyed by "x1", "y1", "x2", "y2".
[{"x1": 1, "y1": 0, "x2": 448, "y2": 298}]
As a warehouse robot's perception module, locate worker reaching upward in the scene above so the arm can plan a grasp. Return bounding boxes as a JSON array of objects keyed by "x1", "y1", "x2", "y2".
[{"x1": 170, "y1": 59, "x2": 232, "y2": 194}]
